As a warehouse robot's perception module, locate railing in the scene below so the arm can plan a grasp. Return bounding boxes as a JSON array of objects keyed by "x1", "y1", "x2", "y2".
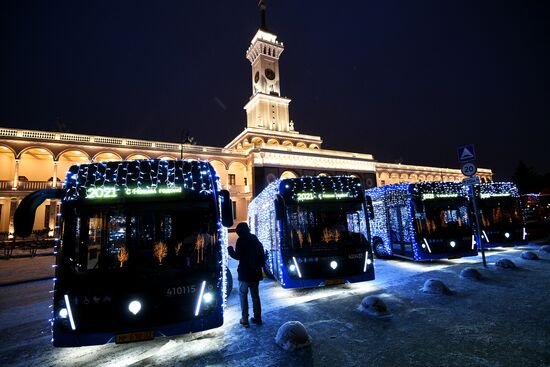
[
  {"x1": 0, "y1": 181, "x2": 12, "y2": 190},
  {"x1": 0, "y1": 127, "x2": 247, "y2": 156},
  {"x1": 226, "y1": 184, "x2": 250, "y2": 195},
  {"x1": 17, "y1": 181, "x2": 61, "y2": 191}
]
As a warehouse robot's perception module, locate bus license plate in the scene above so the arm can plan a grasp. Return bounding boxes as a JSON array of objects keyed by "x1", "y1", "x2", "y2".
[
  {"x1": 115, "y1": 330, "x2": 155, "y2": 344},
  {"x1": 325, "y1": 279, "x2": 345, "y2": 286}
]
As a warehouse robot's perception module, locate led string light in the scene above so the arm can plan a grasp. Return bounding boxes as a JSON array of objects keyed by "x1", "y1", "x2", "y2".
[
  {"x1": 475, "y1": 182, "x2": 525, "y2": 246},
  {"x1": 63, "y1": 159, "x2": 215, "y2": 201},
  {"x1": 248, "y1": 175, "x2": 369, "y2": 286},
  {"x1": 52, "y1": 159, "x2": 230, "y2": 344},
  {"x1": 367, "y1": 182, "x2": 474, "y2": 261}
]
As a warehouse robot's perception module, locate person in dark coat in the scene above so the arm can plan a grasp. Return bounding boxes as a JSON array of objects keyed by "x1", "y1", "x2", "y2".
[{"x1": 228, "y1": 222, "x2": 265, "y2": 327}]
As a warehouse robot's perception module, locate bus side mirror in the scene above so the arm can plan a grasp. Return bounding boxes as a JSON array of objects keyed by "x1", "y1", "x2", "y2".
[
  {"x1": 274, "y1": 194, "x2": 285, "y2": 220},
  {"x1": 365, "y1": 196, "x2": 374, "y2": 220},
  {"x1": 14, "y1": 189, "x2": 65, "y2": 238},
  {"x1": 220, "y1": 190, "x2": 233, "y2": 228}
]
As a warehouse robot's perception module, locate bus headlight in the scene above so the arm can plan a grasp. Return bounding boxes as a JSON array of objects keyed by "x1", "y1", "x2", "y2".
[
  {"x1": 58, "y1": 308, "x2": 68, "y2": 319},
  {"x1": 504, "y1": 232, "x2": 510, "y2": 239},
  {"x1": 203, "y1": 292, "x2": 213, "y2": 303},
  {"x1": 330, "y1": 261, "x2": 338, "y2": 270},
  {"x1": 449, "y1": 241, "x2": 456, "y2": 248},
  {"x1": 128, "y1": 300, "x2": 142, "y2": 315}
]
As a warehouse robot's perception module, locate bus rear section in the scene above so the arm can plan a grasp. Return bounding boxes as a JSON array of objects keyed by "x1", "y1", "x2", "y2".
[
  {"x1": 248, "y1": 176, "x2": 375, "y2": 289},
  {"x1": 367, "y1": 182, "x2": 477, "y2": 261},
  {"x1": 14, "y1": 159, "x2": 234, "y2": 347},
  {"x1": 475, "y1": 182, "x2": 526, "y2": 248}
]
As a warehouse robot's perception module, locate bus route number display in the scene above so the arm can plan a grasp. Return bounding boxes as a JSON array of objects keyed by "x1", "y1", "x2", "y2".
[
  {"x1": 85, "y1": 186, "x2": 183, "y2": 200},
  {"x1": 296, "y1": 191, "x2": 353, "y2": 202}
]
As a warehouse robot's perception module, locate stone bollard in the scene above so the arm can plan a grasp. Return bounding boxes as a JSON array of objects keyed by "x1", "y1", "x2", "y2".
[
  {"x1": 421, "y1": 279, "x2": 452, "y2": 295},
  {"x1": 495, "y1": 258, "x2": 516, "y2": 269},
  {"x1": 359, "y1": 296, "x2": 391, "y2": 319},
  {"x1": 460, "y1": 267, "x2": 482, "y2": 280},
  {"x1": 521, "y1": 251, "x2": 539, "y2": 260},
  {"x1": 275, "y1": 321, "x2": 312, "y2": 351}
]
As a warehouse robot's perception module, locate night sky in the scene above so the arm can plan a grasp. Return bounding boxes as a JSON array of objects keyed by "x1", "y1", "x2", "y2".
[{"x1": 1, "y1": 1, "x2": 548, "y2": 180}]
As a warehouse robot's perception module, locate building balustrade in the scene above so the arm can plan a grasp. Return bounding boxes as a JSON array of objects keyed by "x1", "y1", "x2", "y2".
[
  {"x1": 0, "y1": 180, "x2": 62, "y2": 191},
  {"x1": 226, "y1": 184, "x2": 250, "y2": 194}
]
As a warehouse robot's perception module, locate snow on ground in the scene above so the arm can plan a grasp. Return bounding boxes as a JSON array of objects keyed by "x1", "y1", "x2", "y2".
[{"x1": 1, "y1": 243, "x2": 550, "y2": 367}]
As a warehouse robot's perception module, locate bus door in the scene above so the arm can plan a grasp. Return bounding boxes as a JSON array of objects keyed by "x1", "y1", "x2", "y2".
[{"x1": 388, "y1": 204, "x2": 413, "y2": 256}]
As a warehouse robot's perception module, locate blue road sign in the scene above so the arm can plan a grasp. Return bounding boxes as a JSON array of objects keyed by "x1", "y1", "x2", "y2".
[{"x1": 457, "y1": 144, "x2": 476, "y2": 162}]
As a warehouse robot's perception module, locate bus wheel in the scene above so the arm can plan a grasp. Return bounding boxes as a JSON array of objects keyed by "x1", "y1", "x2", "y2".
[
  {"x1": 373, "y1": 238, "x2": 390, "y2": 259},
  {"x1": 225, "y1": 267, "x2": 233, "y2": 298}
]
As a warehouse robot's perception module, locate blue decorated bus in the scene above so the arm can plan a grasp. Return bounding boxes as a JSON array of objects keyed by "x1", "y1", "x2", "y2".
[
  {"x1": 366, "y1": 182, "x2": 478, "y2": 261},
  {"x1": 14, "y1": 159, "x2": 233, "y2": 347},
  {"x1": 474, "y1": 182, "x2": 526, "y2": 248},
  {"x1": 247, "y1": 176, "x2": 375, "y2": 289}
]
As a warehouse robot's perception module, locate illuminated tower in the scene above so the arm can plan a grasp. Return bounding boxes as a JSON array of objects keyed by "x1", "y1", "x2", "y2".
[{"x1": 244, "y1": 0, "x2": 291, "y2": 132}]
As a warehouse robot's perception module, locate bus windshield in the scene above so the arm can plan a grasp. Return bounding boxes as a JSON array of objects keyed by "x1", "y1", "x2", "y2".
[
  {"x1": 286, "y1": 201, "x2": 367, "y2": 251},
  {"x1": 62, "y1": 200, "x2": 219, "y2": 274},
  {"x1": 478, "y1": 197, "x2": 523, "y2": 229},
  {"x1": 415, "y1": 198, "x2": 471, "y2": 238}
]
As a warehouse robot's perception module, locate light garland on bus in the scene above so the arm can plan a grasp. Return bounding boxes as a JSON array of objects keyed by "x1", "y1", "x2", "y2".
[
  {"x1": 63, "y1": 159, "x2": 215, "y2": 201},
  {"x1": 367, "y1": 182, "x2": 471, "y2": 260},
  {"x1": 248, "y1": 175, "x2": 366, "y2": 287}
]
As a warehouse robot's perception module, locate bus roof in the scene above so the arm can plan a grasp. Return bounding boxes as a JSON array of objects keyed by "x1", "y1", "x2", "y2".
[
  {"x1": 477, "y1": 181, "x2": 519, "y2": 198},
  {"x1": 250, "y1": 176, "x2": 365, "y2": 209},
  {"x1": 63, "y1": 159, "x2": 218, "y2": 201},
  {"x1": 366, "y1": 181, "x2": 469, "y2": 201}
]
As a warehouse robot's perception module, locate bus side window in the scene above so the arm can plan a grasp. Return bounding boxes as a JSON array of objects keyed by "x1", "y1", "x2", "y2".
[{"x1": 87, "y1": 216, "x2": 102, "y2": 270}]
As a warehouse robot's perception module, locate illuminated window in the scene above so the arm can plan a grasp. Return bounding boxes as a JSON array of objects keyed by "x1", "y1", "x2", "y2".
[{"x1": 228, "y1": 174, "x2": 236, "y2": 185}]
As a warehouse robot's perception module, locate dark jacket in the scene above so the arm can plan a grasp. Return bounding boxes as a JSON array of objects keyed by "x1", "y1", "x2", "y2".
[{"x1": 228, "y1": 233, "x2": 265, "y2": 282}]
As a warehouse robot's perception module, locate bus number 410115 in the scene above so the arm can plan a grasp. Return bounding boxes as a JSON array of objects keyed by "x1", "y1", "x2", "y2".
[{"x1": 166, "y1": 285, "x2": 196, "y2": 297}]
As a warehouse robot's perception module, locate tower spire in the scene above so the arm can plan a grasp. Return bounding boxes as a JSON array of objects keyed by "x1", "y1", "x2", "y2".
[{"x1": 259, "y1": 0, "x2": 267, "y2": 30}]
